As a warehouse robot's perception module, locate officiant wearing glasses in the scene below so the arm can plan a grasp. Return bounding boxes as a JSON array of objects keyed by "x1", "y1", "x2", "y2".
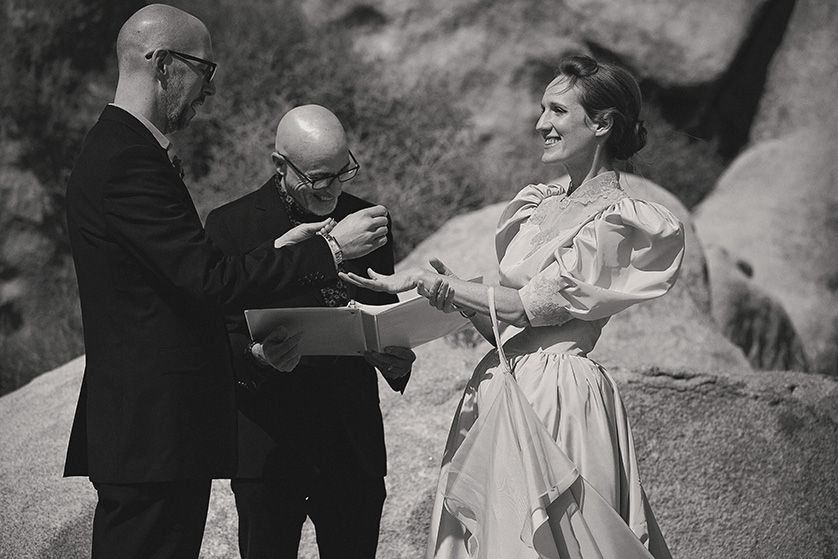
[{"x1": 204, "y1": 104, "x2": 415, "y2": 559}]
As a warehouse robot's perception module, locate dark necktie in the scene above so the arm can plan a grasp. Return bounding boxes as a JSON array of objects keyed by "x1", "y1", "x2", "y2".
[{"x1": 171, "y1": 155, "x2": 185, "y2": 180}]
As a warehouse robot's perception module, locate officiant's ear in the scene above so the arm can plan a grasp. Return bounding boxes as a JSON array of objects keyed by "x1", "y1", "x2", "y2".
[{"x1": 271, "y1": 152, "x2": 287, "y2": 176}]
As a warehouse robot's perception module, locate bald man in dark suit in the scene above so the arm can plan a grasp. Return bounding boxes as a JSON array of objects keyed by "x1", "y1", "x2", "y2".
[{"x1": 205, "y1": 104, "x2": 414, "y2": 559}]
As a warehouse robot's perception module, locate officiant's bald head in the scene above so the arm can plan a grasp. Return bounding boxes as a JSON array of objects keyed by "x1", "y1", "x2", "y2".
[{"x1": 271, "y1": 105, "x2": 359, "y2": 215}]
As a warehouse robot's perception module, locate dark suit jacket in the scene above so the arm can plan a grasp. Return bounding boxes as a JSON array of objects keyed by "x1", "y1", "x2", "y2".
[
  {"x1": 204, "y1": 180, "x2": 409, "y2": 481},
  {"x1": 64, "y1": 105, "x2": 338, "y2": 483}
]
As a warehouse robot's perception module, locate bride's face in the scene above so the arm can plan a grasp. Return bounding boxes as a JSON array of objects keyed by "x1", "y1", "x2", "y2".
[{"x1": 535, "y1": 77, "x2": 600, "y2": 168}]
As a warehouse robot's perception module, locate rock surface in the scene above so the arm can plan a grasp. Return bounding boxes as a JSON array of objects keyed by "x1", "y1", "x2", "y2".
[
  {"x1": 704, "y1": 244, "x2": 808, "y2": 371},
  {"x1": 561, "y1": 0, "x2": 769, "y2": 87},
  {"x1": 749, "y1": 0, "x2": 838, "y2": 143},
  {"x1": 3, "y1": 193, "x2": 838, "y2": 557},
  {"x1": 3, "y1": 311, "x2": 838, "y2": 559},
  {"x1": 694, "y1": 126, "x2": 838, "y2": 374}
]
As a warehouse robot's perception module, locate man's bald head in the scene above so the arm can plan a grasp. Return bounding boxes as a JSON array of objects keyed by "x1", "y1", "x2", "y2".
[
  {"x1": 113, "y1": 4, "x2": 215, "y2": 134},
  {"x1": 274, "y1": 105, "x2": 348, "y2": 164},
  {"x1": 116, "y1": 4, "x2": 211, "y2": 76},
  {"x1": 272, "y1": 105, "x2": 354, "y2": 216}
]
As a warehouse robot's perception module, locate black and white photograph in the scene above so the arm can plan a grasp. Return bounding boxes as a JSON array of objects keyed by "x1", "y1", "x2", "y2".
[{"x1": 1, "y1": 1, "x2": 836, "y2": 558}]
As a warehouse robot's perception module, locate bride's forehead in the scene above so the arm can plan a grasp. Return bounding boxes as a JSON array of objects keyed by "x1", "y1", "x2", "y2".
[{"x1": 544, "y1": 76, "x2": 573, "y2": 95}]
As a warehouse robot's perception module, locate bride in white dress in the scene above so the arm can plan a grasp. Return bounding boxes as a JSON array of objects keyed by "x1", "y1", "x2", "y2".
[{"x1": 342, "y1": 54, "x2": 684, "y2": 559}]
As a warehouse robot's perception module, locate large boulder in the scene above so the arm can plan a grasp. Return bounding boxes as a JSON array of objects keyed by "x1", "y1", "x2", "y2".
[
  {"x1": 694, "y1": 126, "x2": 838, "y2": 375},
  {"x1": 561, "y1": 0, "x2": 770, "y2": 87},
  {"x1": 339, "y1": 0, "x2": 768, "y2": 87},
  {"x1": 749, "y1": 0, "x2": 838, "y2": 143}
]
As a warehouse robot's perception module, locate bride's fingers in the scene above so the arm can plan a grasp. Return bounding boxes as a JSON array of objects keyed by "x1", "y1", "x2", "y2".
[
  {"x1": 440, "y1": 285, "x2": 456, "y2": 312},
  {"x1": 429, "y1": 258, "x2": 455, "y2": 277},
  {"x1": 339, "y1": 271, "x2": 368, "y2": 287},
  {"x1": 425, "y1": 277, "x2": 442, "y2": 306},
  {"x1": 435, "y1": 282, "x2": 453, "y2": 310},
  {"x1": 366, "y1": 268, "x2": 387, "y2": 280}
]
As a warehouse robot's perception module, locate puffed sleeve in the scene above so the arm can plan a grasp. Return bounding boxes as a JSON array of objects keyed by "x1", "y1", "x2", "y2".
[
  {"x1": 518, "y1": 198, "x2": 685, "y2": 327},
  {"x1": 496, "y1": 183, "x2": 565, "y2": 262}
]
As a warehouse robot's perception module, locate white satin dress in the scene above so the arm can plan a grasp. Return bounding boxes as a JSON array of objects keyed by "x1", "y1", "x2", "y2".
[{"x1": 426, "y1": 171, "x2": 685, "y2": 559}]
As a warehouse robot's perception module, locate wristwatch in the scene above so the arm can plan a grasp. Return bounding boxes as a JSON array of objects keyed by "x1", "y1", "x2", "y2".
[{"x1": 319, "y1": 231, "x2": 343, "y2": 268}]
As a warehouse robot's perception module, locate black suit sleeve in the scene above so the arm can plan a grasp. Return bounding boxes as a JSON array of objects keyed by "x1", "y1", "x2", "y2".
[
  {"x1": 103, "y1": 143, "x2": 336, "y2": 310},
  {"x1": 204, "y1": 208, "x2": 269, "y2": 388}
]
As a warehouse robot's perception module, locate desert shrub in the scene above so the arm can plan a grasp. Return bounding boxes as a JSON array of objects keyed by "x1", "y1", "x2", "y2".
[{"x1": 1, "y1": 0, "x2": 145, "y2": 189}]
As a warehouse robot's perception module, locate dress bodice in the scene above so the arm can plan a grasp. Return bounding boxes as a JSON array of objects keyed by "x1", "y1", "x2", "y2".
[{"x1": 495, "y1": 171, "x2": 685, "y2": 356}]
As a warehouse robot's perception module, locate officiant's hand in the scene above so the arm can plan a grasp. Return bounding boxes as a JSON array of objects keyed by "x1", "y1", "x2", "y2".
[
  {"x1": 365, "y1": 346, "x2": 415, "y2": 379},
  {"x1": 274, "y1": 218, "x2": 335, "y2": 248},
  {"x1": 256, "y1": 326, "x2": 304, "y2": 372},
  {"x1": 331, "y1": 205, "x2": 389, "y2": 259}
]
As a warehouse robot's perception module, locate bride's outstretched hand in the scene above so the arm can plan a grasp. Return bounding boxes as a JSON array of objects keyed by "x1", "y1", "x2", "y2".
[
  {"x1": 420, "y1": 258, "x2": 460, "y2": 312},
  {"x1": 339, "y1": 267, "x2": 426, "y2": 294}
]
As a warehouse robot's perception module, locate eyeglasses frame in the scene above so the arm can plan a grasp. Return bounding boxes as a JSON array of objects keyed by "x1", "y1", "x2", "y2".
[
  {"x1": 146, "y1": 49, "x2": 217, "y2": 82},
  {"x1": 279, "y1": 150, "x2": 360, "y2": 191}
]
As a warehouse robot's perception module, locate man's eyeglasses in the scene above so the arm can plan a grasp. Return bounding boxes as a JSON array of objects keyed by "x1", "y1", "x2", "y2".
[
  {"x1": 147, "y1": 49, "x2": 217, "y2": 82},
  {"x1": 280, "y1": 150, "x2": 360, "y2": 190}
]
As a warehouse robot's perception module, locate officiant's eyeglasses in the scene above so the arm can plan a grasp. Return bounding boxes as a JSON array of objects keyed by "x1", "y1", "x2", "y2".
[
  {"x1": 280, "y1": 150, "x2": 360, "y2": 190},
  {"x1": 146, "y1": 49, "x2": 217, "y2": 82}
]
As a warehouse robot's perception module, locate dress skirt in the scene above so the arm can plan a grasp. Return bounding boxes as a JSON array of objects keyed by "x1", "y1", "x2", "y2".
[{"x1": 426, "y1": 350, "x2": 672, "y2": 559}]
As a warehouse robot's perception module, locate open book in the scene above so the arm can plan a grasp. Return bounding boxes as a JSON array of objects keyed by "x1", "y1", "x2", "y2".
[{"x1": 245, "y1": 283, "x2": 480, "y2": 355}]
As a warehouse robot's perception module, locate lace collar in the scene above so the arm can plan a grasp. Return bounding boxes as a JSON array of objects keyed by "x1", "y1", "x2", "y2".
[
  {"x1": 564, "y1": 170, "x2": 621, "y2": 203},
  {"x1": 527, "y1": 171, "x2": 626, "y2": 255}
]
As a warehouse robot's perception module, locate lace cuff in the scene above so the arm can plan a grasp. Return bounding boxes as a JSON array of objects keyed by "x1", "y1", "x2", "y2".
[{"x1": 519, "y1": 275, "x2": 574, "y2": 327}]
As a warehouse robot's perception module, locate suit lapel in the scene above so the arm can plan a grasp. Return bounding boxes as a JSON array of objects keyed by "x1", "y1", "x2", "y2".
[
  {"x1": 254, "y1": 179, "x2": 292, "y2": 240},
  {"x1": 100, "y1": 105, "x2": 193, "y2": 206}
]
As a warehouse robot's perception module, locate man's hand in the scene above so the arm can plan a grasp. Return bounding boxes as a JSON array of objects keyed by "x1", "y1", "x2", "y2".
[
  {"x1": 255, "y1": 326, "x2": 304, "y2": 372},
  {"x1": 274, "y1": 218, "x2": 335, "y2": 248},
  {"x1": 365, "y1": 346, "x2": 415, "y2": 379},
  {"x1": 330, "y1": 205, "x2": 389, "y2": 259}
]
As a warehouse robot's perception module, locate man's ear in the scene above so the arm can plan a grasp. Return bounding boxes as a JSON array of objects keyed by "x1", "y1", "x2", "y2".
[
  {"x1": 271, "y1": 152, "x2": 286, "y2": 175},
  {"x1": 149, "y1": 49, "x2": 171, "y2": 85}
]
